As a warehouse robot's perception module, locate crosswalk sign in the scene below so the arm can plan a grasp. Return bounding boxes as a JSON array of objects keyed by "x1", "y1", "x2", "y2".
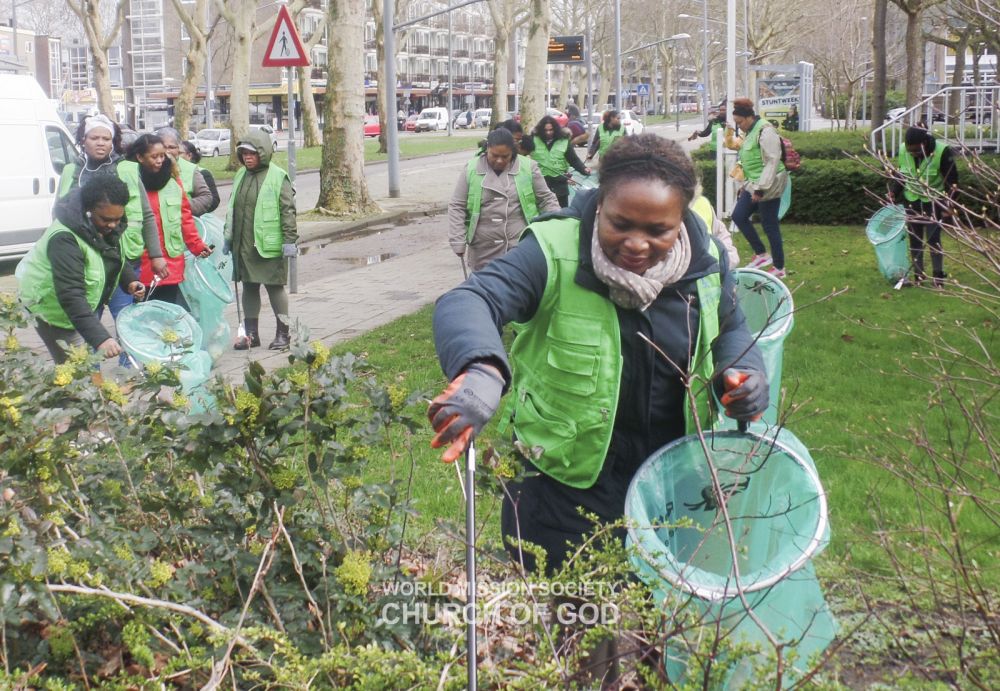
[
  {"x1": 262, "y1": 5, "x2": 310, "y2": 68},
  {"x1": 636, "y1": 84, "x2": 650, "y2": 96}
]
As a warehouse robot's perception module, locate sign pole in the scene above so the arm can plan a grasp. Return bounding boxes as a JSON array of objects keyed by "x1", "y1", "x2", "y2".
[{"x1": 287, "y1": 66, "x2": 298, "y2": 294}]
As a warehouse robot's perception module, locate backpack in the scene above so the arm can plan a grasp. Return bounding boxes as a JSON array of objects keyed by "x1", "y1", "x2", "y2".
[{"x1": 780, "y1": 136, "x2": 801, "y2": 171}]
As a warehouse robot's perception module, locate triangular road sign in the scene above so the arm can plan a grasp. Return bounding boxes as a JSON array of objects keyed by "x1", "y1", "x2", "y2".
[{"x1": 262, "y1": 5, "x2": 310, "y2": 68}]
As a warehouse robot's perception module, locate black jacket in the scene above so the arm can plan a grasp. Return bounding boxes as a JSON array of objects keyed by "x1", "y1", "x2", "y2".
[
  {"x1": 434, "y1": 188, "x2": 765, "y2": 468},
  {"x1": 48, "y1": 189, "x2": 137, "y2": 348}
]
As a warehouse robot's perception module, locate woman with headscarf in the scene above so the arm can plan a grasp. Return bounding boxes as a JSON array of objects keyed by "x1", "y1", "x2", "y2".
[
  {"x1": 448, "y1": 128, "x2": 560, "y2": 271},
  {"x1": 124, "y1": 133, "x2": 211, "y2": 309},
  {"x1": 428, "y1": 133, "x2": 767, "y2": 577},
  {"x1": 530, "y1": 114, "x2": 591, "y2": 207},
  {"x1": 55, "y1": 114, "x2": 168, "y2": 284},
  {"x1": 729, "y1": 97, "x2": 789, "y2": 278},
  {"x1": 888, "y1": 126, "x2": 958, "y2": 287},
  {"x1": 18, "y1": 176, "x2": 145, "y2": 363}
]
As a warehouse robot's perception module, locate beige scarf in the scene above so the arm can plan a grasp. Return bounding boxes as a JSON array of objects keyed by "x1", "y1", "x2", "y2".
[{"x1": 590, "y1": 220, "x2": 692, "y2": 311}]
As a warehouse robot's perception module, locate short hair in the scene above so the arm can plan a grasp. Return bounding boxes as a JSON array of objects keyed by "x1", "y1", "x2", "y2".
[
  {"x1": 127, "y1": 133, "x2": 164, "y2": 161},
  {"x1": 597, "y1": 133, "x2": 697, "y2": 208},
  {"x1": 486, "y1": 127, "x2": 516, "y2": 151},
  {"x1": 75, "y1": 115, "x2": 123, "y2": 155},
  {"x1": 602, "y1": 109, "x2": 619, "y2": 127},
  {"x1": 494, "y1": 119, "x2": 524, "y2": 136},
  {"x1": 732, "y1": 98, "x2": 755, "y2": 117},
  {"x1": 156, "y1": 126, "x2": 182, "y2": 145},
  {"x1": 566, "y1": 103, "x2": 581, "y2": 118},
  {"x1": 80, "y1": 174, "x2": 130, "y2": 210},
  {"x1": 181, "y1": 140, "x2": 201, "y2": 163}
]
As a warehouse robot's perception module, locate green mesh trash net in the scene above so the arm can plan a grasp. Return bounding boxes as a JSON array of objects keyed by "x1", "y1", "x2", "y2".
[
  {"x1": 727, "y1": 268, "x2": 794, "y2": 426},
  {"x1": 179, "y1": 252, "x2": 233, "y2": 364},
  {"x1": 625, "y1": 428, "x2": 836, "y2": 687},
  {"x1": 567, "y1": 169, "x2": 597, "y2": 204},
  {"x1": 778, "y1": 175, "x2": 792, "y2": 220},
  {"x1": 116, "y1": 301, "x2": 215, "y2": 411},
  {"x1": 866, "y1": 205, "x2": 909, "y2": 282},
  {"x1": 194, "y1": 214, "x2": 232, "y2": 282}
]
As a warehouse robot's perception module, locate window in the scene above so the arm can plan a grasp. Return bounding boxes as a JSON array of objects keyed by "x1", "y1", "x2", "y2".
[{"x1": 46, "y1": 127, "x2": 78, "y2": 174}]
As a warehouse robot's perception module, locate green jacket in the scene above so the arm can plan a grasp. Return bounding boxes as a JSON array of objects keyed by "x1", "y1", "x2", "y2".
[
  {"x1": 498, "y1": 217, "x2": 722, "y2": 488},
  {"x1": 116, "y1": 161, "x2": 150, "y2": 260},
  {"x1": 739, "y1": 117, "x2": 785, "y2": 182},
  {"x1": 531, "y1": 137, "x2": 570, "y2": 177},
  {"x1": 898, "y1": 140, "x2": 947, "y2": 203},
  {"x1": 18, "y1": 222, "x2": 120, "y2": 330},
  {"x1": 465, "y1": 154, "x2": 538, "y2": 243}
]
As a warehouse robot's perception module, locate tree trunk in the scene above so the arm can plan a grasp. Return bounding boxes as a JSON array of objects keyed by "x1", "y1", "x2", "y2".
[
  {"x1": 297, "y1": 66, "x2": 322, "y2": 147},
  {"x1": 373, "y1": 0, "x2": 389, "y2": 154},
  {"x1": 871, "y1": 0, "x2": 888, "y2": 127},
  {"x1": 68, "y1": 0, "x2": 127, "y2": 119},
  {"x1": 519, "y1": 0, "x2": 551, "y2": 130},
  {"x1": 317, "y1": 0, "x2": 379, "y2": 215},
  {"x1": 487, "y1": 0, "x2": 516, "y2": 127},
  {"x1": 169, "y1": 0, "x2": 211, "y2": 136},
  {"x1": 903, "y1": 6, "x2": 924, "y2": 106},
  {"x1": 214, "y1": 0, "x2": 255, "y2": 170}
]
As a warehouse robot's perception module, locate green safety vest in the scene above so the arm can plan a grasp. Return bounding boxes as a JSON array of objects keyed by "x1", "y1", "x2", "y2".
[
  {"x1": 18, "y1": 222, "x2": 120, "y2": 330},
  {"x1": 709, "y1": 121, "x2": 723, "y2": 152},
  {"x1": 739, "y1": 117, "x2": 785, "y2": 182},
  {"x1": 497, "y1": 216, "x2": 722, "y2": 489},
  {"x1": 228, "y1": 164, "x2": 289, "y2": 259},
  {"x1": 57, "y1": 163, "x2": 77, "y2": 198},
  {"x1": 597, "y1": 124, "x2": 624, "y2": 158},
  {"x1": 116, "y1": 161, "x2": 150, "y2": 260},
  {"x1": 465, "y1": 155, "x2": 539, "y2": 243},
  {"x1": 177, "y1": 157, "x2": 197, "y2": 195},
  {"x1": 898, "y1": 140, "x2": 947, "y2": 203},
  {"x1": 691, "y1": 195, "x2": 715, "y2": 231},
  {"x1": 531, "y1": 137, "x2": 570, "y2": 177}
]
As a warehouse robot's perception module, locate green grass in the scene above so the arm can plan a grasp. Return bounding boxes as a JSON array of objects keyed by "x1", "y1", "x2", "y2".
[
  {"x1": 327, "y1": 224, "x2": 998, "y2": 574},
  {"x1": 198, "y1": 136, "x2": 480, "y2": 180}
]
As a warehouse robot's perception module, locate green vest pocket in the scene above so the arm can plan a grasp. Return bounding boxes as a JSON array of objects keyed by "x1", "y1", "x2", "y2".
[{"x1": 512, "y1": 389, "x2": 578, "y2": 468}]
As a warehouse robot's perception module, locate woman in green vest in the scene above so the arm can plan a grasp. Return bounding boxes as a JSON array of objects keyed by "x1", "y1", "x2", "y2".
[
  {"x1": 180, "y1": 140, "x2": 221, "y2": 213},
  {"x1": 17, "y1": 176, "x2": 145, "y2": 363},
  {"x1": 223, "y1": 130, "x2": 298, "y2": 351},
  {"x1": 157, "y1": 127, "x2": 218, "y2": 216},
  {"x1": 428, "y1": 133, "x2": 768, "y2": 575},
  {"x1": 888, "y1": 126, "x2": 958, "y2": 287},
  {"x1": 530, "y1": 114, "x2": 591, "y2": 207},
  {"x1": 56, "y1": 114, "x2": 168, "y2": 284},
  {"x1": 448, "y1": 128, "x2": 560, "y2": 272},
  {"x1": 687, "y1": 108, "x2": 726, "y2": 151},
  {"x1": 729, "y1": 97, "x2": 789, "y2": 278},
  {"x1": 585, "y1": 109, "x2": 625, "y2": 166},
  {"x1": 126, "y1": 134, "x2": 212, "y2": 309}
]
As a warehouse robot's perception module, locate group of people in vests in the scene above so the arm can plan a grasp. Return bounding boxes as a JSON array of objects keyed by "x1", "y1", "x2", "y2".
[{"x1": 17, "y1": 114, "x2": 298, "y2": 364}]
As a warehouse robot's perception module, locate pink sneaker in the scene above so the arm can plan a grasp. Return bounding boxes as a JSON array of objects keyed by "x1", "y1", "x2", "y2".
[
  {"x1": 746, "y1": 253, "x2": 773, "y2": 269},
  {"x1": 767, "y1": 266, "x2": 787, "y2": 279}
]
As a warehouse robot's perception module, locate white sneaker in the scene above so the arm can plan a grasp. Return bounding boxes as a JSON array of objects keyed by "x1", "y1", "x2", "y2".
[{"x1": 746, "y1": 253, "x2": 773, "y2": 269}]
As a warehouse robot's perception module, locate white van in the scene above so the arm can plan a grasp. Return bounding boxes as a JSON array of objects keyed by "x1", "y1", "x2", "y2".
[
  {"x1": 414, "y1": 107, "x2": 449, "y2": 132},
  {"x1": 0, "y1": 75, "x2": 78, "y2": 260}
]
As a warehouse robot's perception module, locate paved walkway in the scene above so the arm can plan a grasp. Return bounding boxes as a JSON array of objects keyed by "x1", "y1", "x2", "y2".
[{"x1": 3, "y1": 122, "x2": 701, "y2": 380}]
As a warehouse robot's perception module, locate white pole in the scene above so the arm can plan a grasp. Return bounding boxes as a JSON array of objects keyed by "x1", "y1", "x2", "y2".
[{"x1": 384, "y1": 0, "x2": 400, "y2": 196}]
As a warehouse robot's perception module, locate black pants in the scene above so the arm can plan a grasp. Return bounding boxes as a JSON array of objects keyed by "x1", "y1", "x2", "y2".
[
  {"x1": 544, "y1": 175, "x2": 571, "y2": 208},
  {"x1": 903, "y1": 198, "x2": 945, "y2": 279}
]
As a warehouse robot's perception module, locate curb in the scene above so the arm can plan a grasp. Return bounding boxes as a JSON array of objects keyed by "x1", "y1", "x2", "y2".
[{"x1": 298, "y1": 202, "x2": 450, "y2": 246}]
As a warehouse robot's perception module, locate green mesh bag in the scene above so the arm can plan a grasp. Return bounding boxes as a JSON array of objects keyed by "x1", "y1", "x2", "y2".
[
  {"x1": 567, "y1": 169, "x2": 597, "y2": 204},
  {"x1": 116, "y1": 300, "x2": 215, "y2": 411},
  {"x1": 726, "y1": 268, "x2": 794, "y2": 426},
  {"x1": 778, "y1": 175, "x2": 792, "y2": 220},
  {"x1": 625, "y1": 427, "x2": 836, "y2": 687},
  {"x1": 866, "y1": 205, "x2": 909, "y2": 282},
  {"x1": 179, "y1": 252, "x2": 233, "y2": 364},
  {"x1": 194, "y1": 214, "x2": 232, "y2": 282}
]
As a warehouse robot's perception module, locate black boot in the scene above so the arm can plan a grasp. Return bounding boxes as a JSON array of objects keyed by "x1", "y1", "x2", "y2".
[
  {"x1": 268, "y1": 318, "x2": 290, "y2": 350},
  {"x1": 234, "y1": 318, "x2": 260, "y2": 350}
]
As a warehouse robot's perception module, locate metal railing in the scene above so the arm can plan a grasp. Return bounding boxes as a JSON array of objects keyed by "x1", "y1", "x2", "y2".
[{"x1": 871, "y1": 85, "x2": 998, "y2": 157}]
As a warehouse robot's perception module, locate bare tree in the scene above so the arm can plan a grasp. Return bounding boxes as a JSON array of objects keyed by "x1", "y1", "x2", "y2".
[
  {"x1": 296, "y1": 10, "x2": 327, "y2": 148},
  {"x1": 64, "y1": 0, "x2": 128, "y2": 117},
  {"x1": 316, "y1": 0, "x2": 379, "y2": 215},
  {"x1": 488, "y1": 0, "x2": 529, "y2": 126},
  {"x1": 519, "y1": 0, "x2": 551, "y2": 129},
  {"x1": 212, "y1": 0, "x2": 258, "y2": 168},
  {"x1": 872, "y1": 0, "x2": 890, "y2": 124},
  {"x1": 890, "y1": 0, "x2": 946, "y2": 105},
  {"x1": 169, "y1": 0, "x2": 217, "y2": 136}
]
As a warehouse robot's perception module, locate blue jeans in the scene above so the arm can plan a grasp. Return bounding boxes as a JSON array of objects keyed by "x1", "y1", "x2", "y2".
[{"x1": 732, "y1": 190, "x2": 784, "y2": 270}]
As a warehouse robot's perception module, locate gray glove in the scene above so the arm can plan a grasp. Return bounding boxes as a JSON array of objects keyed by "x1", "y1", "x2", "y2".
[
  {"x1": 282, "y1": 243, "x2": 298, "y2": 258},
  {"x1": 720, "y1": 368, "x2": 769, "y2": 421},
  {"x1": 428, "y1": 363, "x2": 504, "y2": 462}
]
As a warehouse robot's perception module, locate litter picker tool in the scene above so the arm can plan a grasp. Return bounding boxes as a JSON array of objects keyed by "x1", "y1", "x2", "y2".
[
  {"x1": 465, "y1": 440, "x2": 478, "y2": 690},
  {"x1": 233, "y1": 279, "x2": 246, "y2": 343},
  {"x1": 144, "y1": 273, "x2": 162, "y2": 302}
]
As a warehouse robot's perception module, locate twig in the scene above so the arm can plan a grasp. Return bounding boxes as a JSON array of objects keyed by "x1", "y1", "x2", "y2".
[{"x1": 275, "y1": 502, "x2": 330, "y2": 646}]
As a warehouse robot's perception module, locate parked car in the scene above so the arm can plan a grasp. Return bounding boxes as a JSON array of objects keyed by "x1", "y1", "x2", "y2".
[
  {"x1": 249, "y1": 123, "x2": 279, "y2": 150},
  {"x1": 363, "y1": 115, "x2": 381, "y2": 137},
  {"x1": 454, "y1": 110, "x2": 474, "y2": 129},
  {"x1": 404, "y1": 114, "x2": 419, "y2": 131},
  {"x1": 474, "y1": 108, "x2": 492, "y2": 128},
  {"x1": 194, "y1": 128, "x2": 232, "y2": 157},
  {"x1": 414, "y1": 107, "x2": 449, "y2": 132},
  {"x1": 963, "y1": 104, "x2": 993, "y2": 124},
  {"x1": 620, "y1": 109, "x2": 644, "y2": 135}
]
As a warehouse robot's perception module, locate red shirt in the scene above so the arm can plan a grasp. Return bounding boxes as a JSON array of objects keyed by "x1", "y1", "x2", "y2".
[{"x1": 138, "y1": 179, "x2": 207, "y2": 286}]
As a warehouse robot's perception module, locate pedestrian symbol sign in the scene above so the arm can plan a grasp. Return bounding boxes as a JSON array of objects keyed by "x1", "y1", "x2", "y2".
[
  {"x1": 636, "y1": 84, "x2": 650, "y2": 96},
  {"x1": 262, "y1": 5, "x2": 310, "y2": 68}
]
